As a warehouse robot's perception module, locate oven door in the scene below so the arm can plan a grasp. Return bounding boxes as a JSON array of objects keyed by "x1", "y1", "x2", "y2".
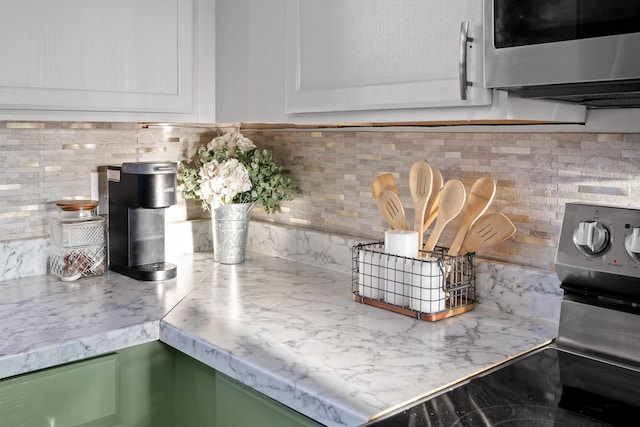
[{"x1": 483, "y1": 0, "x2": 640, "y2": 101}]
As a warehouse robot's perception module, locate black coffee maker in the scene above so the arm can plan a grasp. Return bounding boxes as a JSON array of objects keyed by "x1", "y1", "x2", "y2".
[{"x1": 107, "y1": 162, "x2": 177, "y2": 281}]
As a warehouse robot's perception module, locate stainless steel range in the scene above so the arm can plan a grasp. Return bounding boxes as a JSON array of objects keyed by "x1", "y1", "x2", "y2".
[{"x1": 363, "y1": 203, "x2": 640, "y2": 426}]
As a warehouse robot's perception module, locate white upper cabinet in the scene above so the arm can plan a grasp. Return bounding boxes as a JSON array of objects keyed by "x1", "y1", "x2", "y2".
[
  {"x1": 215, "y1": 0, "x2": 586, "y2": 125},
  {"x1": 0, "y1": 0, "x2": 215, "y2": 122},
  {"x1": 285, "y1": 0, "x2": 491, "y2": 113}
]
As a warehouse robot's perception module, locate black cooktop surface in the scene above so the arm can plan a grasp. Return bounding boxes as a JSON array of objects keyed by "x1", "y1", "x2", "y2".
[{"x1": 364, "y1": 347, "x2": 640, "y2": 426}]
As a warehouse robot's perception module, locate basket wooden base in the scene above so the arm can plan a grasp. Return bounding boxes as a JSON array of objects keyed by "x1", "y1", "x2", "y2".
[{"x1": 353, "y1": 294, "x2": 475, "y2": 322}]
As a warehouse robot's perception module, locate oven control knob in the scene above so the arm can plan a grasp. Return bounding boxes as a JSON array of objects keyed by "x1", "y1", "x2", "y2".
[
  {"x1": 625, "y1": 228, "x2": 640, "y2": 262},
  {"x1": 573, "y1": 221, "x2": 609, "y2": 256}
]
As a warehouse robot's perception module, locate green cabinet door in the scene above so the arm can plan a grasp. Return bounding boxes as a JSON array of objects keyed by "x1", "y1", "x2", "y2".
[
  {"x1": 0, "y1": 341, "x2": 175, "y2": 427},
  {"x1": 115, "y1": 340, "x2": 176, "y2": 427},
  {"x1": 173, "y1": 350, "x2": 217, "y2": 426},
  {"x1": 173, "y1": 351, "x2": 323, "y2": 427},
  {"x1": 0, "y1": 353, "x2": 118, "y2": 426}
]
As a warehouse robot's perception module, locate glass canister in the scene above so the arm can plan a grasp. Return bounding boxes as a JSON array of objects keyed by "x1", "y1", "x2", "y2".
[{"x1": 49, "y1": 200, "x2": 107, "y2": 281}]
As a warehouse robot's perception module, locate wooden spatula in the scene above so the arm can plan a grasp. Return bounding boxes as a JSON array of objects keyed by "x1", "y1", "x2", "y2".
[
  {"x1": 459, "y1": 213, "x2": 516, "y2": 256},
  {"x1": 448, "y1": 177, "x2": 496, "y2": 256},
  {"x1": 377, "y1": 189, "x2": 409, "y2": 230},
  {"x1": 373, "y1": 173, "x2": 400, "y2": 229},
  {"x1": 423, "y1": 179, "x2": 466, "y2": 252},
  {"x1": 372, "y1": 173, "x2": 398, "y2": 200},
  {"x1": 409, "y1": 161, "x2": 433, "y2": 250}
]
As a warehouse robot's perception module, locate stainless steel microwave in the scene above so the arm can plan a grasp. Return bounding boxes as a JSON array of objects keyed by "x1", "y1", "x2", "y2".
[{"x1": 483, "y1": 0, "x2": 640, "y2": 108}]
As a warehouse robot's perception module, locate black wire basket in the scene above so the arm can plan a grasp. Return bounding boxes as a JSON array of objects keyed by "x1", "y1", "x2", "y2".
[{"x1": 352, "y1": 242, "x2": 476, "y2": 321}]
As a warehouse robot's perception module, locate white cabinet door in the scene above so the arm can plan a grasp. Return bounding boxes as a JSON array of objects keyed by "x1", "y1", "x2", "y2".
[
  {"x1": 285, "y1": 0, "x2": 491, "y2": 114},
  {"x1": 216, "y1": 0, "x2": 585, "y2": 125},
  {"x1": 0, "y1": 0, "x2": 214, "y2": 122}
]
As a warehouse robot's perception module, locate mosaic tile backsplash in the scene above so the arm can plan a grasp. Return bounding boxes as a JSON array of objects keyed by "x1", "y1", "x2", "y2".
[{"x1": 1, "y1": 121, "x2": 639, "y2": 271}]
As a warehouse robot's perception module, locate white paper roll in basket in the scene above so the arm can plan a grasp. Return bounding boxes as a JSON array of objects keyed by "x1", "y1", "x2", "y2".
[
  {"x1": 409, "y1": 257, "x2": 446, "y2": 314},
  {"x1": 384, "y1": 230, "x2": 418, "y2": 307},
  {"x1": 384, "y1": 230, "x2": 419, "y2": 257},
  {"x1": 357, "y1": 248, "x2": 385, "y2": 299}
]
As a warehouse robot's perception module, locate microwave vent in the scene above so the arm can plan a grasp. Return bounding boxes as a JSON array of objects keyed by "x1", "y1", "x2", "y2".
[{"x1": 506, "y1": 79, "x2": 640, "y2": 109}]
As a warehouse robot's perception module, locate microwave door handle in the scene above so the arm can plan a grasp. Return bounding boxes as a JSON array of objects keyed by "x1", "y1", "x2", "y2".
[{"x1": 459, "y1": 21, "x2": 473, "y2": 100}]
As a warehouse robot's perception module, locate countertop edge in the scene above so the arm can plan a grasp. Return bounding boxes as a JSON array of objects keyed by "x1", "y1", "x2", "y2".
[
  {"x1": 0, "y1": 321, "x2": 159, "y2": 379},
  {"x1": 159, "y1": 321, "x2": 368, "y2": 427}
]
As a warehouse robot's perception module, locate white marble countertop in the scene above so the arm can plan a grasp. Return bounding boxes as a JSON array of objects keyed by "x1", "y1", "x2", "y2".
[
  {"x1": 0, "y1": 253, "x2": 213, "y2": 379},
  {"x1": 160, "y1": 253, "x2": 558, "y2": 427},
  {"x1": 0, "y1": 251, "x2": 558, "y2": 427}
]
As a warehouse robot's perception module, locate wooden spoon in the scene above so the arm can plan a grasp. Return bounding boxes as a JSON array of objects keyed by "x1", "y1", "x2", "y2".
[
  {"x1": 372, "y1": 173, "x2": 398, "y2": 200},
  {"x1": 423, "y1": 179, "x2": 466, "y2": 252},
  {"x1": 409, "y1": 161, "x2": 433, "y2": 249},
  {"x1": 422, "y1": 192, "x2": 439, "y2": 234},
  {"x1": 376, "y1": 189, "x2": 409, "y2": 230},
  {"x1": 447, "y1": 177, "x2": 496, "y2": 256},
  {"x1": 459, "y1": 213, "x2": 516, "y2": 256},
  {"x1": 422, "y1": 169, "x2": 443, "y2": 234}
]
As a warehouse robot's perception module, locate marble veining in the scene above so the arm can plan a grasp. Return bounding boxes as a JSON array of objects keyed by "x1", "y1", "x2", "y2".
[
  {"x1": 0, "y1": 237, "x2": 48, "y2": 281},
  {"x1": 160, "y1": 254, "x2": 558, "y2": 427},
  {"x1": 0, "y1": 253, "x2": 213, "y2": 379},
  {"x1": 247, "y1": 221, "x2": 364, "y2": 274},
  {"x1": 476, "y1": 260, "x2": 563, "y2": 322}
]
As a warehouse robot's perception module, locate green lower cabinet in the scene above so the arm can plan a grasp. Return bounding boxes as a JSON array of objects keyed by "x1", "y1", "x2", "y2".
[
  {"x1": 173, "y1": 350, "x2": 217, "y2": 426},
  {"x1": 0, "y1": 341, "x2": 175, "y2": 427},
  {"x1": 0, "y1": 342, "x2": 323, "y2": 427},
  {"x1": 116, "y1": 340, "x2": 176, "y2": 427},
  {"x1": 0, "y1": 353, "x2": 118, "y2": 426},
  {"x1": 174, "y1": 350, "x2": 323, "y2": 427}
]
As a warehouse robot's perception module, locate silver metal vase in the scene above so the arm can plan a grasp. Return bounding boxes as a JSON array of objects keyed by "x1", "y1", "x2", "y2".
[{"x1": 211, "y1": 202, "x2": 255, "y2": 264}]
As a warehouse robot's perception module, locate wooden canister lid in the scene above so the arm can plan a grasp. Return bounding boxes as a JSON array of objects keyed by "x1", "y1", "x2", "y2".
[{"x1": 56, "y1": 199, "x2": 99, "y2": 211}]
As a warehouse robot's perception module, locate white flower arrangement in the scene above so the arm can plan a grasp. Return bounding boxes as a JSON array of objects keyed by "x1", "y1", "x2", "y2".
[
  {"x1": 196, "y1": 158, "x2": 252, "y2": 207},
  {"x1": 177, "y1": 131, "x2": 299, "y2": 213}
]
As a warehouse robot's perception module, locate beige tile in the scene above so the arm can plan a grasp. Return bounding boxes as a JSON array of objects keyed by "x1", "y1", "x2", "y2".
[
  {"x1": 3, "y1": 125, "x2": 640, "y2": 272},
  {"x1": 597, "y1": 133, "x2": 623, "y2": 142},
  {"x1": 6, "y1": 122, "x2": 45, "y2": 129}
]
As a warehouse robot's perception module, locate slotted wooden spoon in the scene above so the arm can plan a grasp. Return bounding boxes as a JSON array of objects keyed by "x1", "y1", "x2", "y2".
[
  {"x1": 376, "y1": 189, "x2": 409, "y2": 230},
  {"x1": 447, "y1": 177, "x2": 496, "y2": 256},
  {"x1": 459, "y1": 213, "x2": 516, "y2": 256},
  {"x1": 409, "y1": 161, "x2": 433, "y2": 250},
  {"x1": 423, "y1": 179, "x2": 466, "y2": 252},
  {"x1": 373, "y1": 173, "x2": 400, "y2": 229}
]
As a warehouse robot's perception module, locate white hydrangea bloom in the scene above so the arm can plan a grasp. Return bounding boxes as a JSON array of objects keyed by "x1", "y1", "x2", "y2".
[
  {"x1": 207, "y1": 137, "x2": 226, "y2": 152},
  {"x1": 235, "y1": 133, "x2": 256, "y2": 153},
  {"x1": 206, "y1": 131, "x2": 256, "y2": 157},
  {"x1": 195, "y1": 158, "x2": 252, "y2": 208}
]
